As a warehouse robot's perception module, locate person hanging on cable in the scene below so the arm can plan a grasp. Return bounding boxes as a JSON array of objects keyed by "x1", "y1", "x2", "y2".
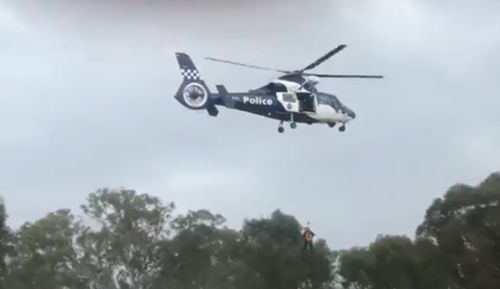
[{"x1": 302, "y1": 224, "x2": 315, "y2": 251}]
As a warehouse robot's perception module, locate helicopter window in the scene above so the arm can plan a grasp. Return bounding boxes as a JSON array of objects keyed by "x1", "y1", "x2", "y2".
[
  {"x1": 316, "y1": 94, "x2": 331, "y2": 105},
  {"x1": 329, "y1": 96, "x2": 341, "y2": 109},
  {"x1": 282, "y1": 93, "x2": 296, "y2": 102}
]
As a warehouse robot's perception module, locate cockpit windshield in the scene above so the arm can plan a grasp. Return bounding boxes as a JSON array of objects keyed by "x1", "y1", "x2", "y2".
[
  {"x1": 316, "y1": 93, "x2": 341, "y2": 109},
  {"x1": 316, "y1": 94, "x2": 331, "y2": 105}
]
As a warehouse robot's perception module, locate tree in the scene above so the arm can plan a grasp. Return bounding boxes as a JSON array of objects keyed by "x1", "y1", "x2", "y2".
[
  {"x1": 1, "y1": 171, "x2": 498, "y2": 289},
  {"x1": 416, "y1": 172, "x2": 500, "y2": 289},
  {"x1": 337, "y1": 246, "x2": 373, "y2": 289},
  {"x1": 241, "y1": 210, "x2": 333, "y2": 289},
  {"x1": 0, "y1": 197, "x2": 10, "y2": 289},
  {"x1": 4, "y1": 209, "x2": 87, "y2": 289},
  {"x1": 338, "y1": 235, "x2": 465, "y2": 289},
  {"x1": 337, "y1": 173, "x2": 500, "y2": 289},
  {"x1": 77, "y1": 188, "x2": 175, "y2": 289},
  {"x1": 412, "y1": 237, "x2": 458, "y2": 289},
  {"x1": 154, "y1": 209, "x2": 264, "y2": 289},
  {"x1": 339, "y1": 235, "x2": 420, "y2": 289}
]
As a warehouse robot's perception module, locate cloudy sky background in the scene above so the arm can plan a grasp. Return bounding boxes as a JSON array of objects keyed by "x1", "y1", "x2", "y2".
[{"x1": 1, "y1": 0, "x2": 499, "y2": 249}]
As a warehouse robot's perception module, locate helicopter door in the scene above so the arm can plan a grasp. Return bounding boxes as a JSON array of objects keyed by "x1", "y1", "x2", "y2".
[
  {"x1": 296, "y1": 92, "x2": 316, "y2": 112},
  {"x1": 276, "y1": 92, "x2": 299, "y2": 113}
]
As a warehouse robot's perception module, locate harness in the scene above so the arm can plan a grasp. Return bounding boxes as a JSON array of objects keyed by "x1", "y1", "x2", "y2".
[{"x1": 304, "y1": 230, "x2": 314, "y2": 242}]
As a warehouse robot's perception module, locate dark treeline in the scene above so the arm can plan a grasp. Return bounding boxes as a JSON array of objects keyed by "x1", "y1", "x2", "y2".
[{"x1": 0, "y1": 172, "x2": 499, "y2": 289}]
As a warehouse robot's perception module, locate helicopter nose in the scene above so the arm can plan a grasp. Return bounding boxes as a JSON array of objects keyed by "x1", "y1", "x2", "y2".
[{"x1": 343, "y1": 107, "x2": 355, "y2": 119}]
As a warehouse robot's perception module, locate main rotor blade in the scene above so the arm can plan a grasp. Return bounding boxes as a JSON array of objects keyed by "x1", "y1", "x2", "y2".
[
  {"x1": 305, "y1": 73, "x2": 383, "y2": 79},
  {"x1": 300, "y1": 44, "x2": 347, "y2": 72},
  {"x1": 205, "y1": 57, "x2": 289, "y2": 73}
]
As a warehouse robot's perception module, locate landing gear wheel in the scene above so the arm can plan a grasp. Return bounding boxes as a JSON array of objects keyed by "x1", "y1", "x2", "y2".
[
  {"x1": 278, "y1": 121, "x2": 285, "y2": 133},
  {"x1": 328, "y1": 122, "x2": 336, "y2": 128},
  {"x1": 339, "y1": 125, "x2": 346, "y2": 132},
  {"x1": 290, "y1": 122, "x2": 297, "y2": 129}
]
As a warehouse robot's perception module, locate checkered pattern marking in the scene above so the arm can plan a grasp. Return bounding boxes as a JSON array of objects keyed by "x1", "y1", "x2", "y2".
[{"x1": 181, "y1": 68, "x2": 201, "y2": 80}]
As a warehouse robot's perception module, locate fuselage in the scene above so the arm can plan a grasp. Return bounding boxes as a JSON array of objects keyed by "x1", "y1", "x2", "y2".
[{"x1": 211, "y1": 76, "x2": 356, "y2": 124}]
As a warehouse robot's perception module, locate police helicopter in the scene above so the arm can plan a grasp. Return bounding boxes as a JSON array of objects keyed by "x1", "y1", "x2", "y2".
[{"x1": 174, "y1": 45, "x2": 382, "y2": 133}]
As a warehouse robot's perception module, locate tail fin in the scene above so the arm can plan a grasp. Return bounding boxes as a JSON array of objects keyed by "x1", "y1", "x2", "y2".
[
  {"x1": 174, "y1": 52, "x2": 216, "y2": 113},
  {"x1": 176, "y1": 52, "x2": 203, "y2": 81}
]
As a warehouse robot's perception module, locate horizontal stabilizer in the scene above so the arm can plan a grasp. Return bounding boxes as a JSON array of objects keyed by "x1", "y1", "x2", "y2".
[{"x1": 207, "y1": 104, "x2": 219, "y2": 117}]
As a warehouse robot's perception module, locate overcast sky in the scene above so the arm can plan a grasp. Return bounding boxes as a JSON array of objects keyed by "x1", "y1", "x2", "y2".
[{"x1": 1, "y1": 0, "x2": 499, "y2": 250}]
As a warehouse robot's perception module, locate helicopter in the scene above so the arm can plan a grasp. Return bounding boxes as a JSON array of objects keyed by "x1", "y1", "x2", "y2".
[{"x1": 174, "y1": 45, "x2": 383, "y2": 133}]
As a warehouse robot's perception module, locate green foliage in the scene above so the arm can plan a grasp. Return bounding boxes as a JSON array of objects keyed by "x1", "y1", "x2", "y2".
[
  {"x1": 155, "y1": 222, "x2": 257, "y2": 289},
  {"x1": 415, "y1": 172, "x2": 500, "y2": 289},
  {"x1": 339, "y1": 172, "x2": 500, "y2": 289},
  {"x1": 242, "y1": 210, "x2": 332, "y2": 289},
  {"x1": 77, "y1": 188, "x2": 175, "y2": 289},
  {"x1": 339, "y1": 235, "x2": 417, "y2": 289},
  {"x1": 1, "y1": 171, "x2": 499, "y2": 289},
  {"x1": 171, "y1": 209, "x2": 226, "y2": 231},
  {"x1": 0, "y1": 198, "x2": 10, "y2": 289},
  {"x1": 4, "y1": 209, "x2": 87, "y2": 289}
]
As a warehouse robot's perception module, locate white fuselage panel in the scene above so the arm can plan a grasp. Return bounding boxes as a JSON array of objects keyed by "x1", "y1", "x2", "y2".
[{"x1": 307, "y1": 104, "x2": 351, "y2": 122}]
